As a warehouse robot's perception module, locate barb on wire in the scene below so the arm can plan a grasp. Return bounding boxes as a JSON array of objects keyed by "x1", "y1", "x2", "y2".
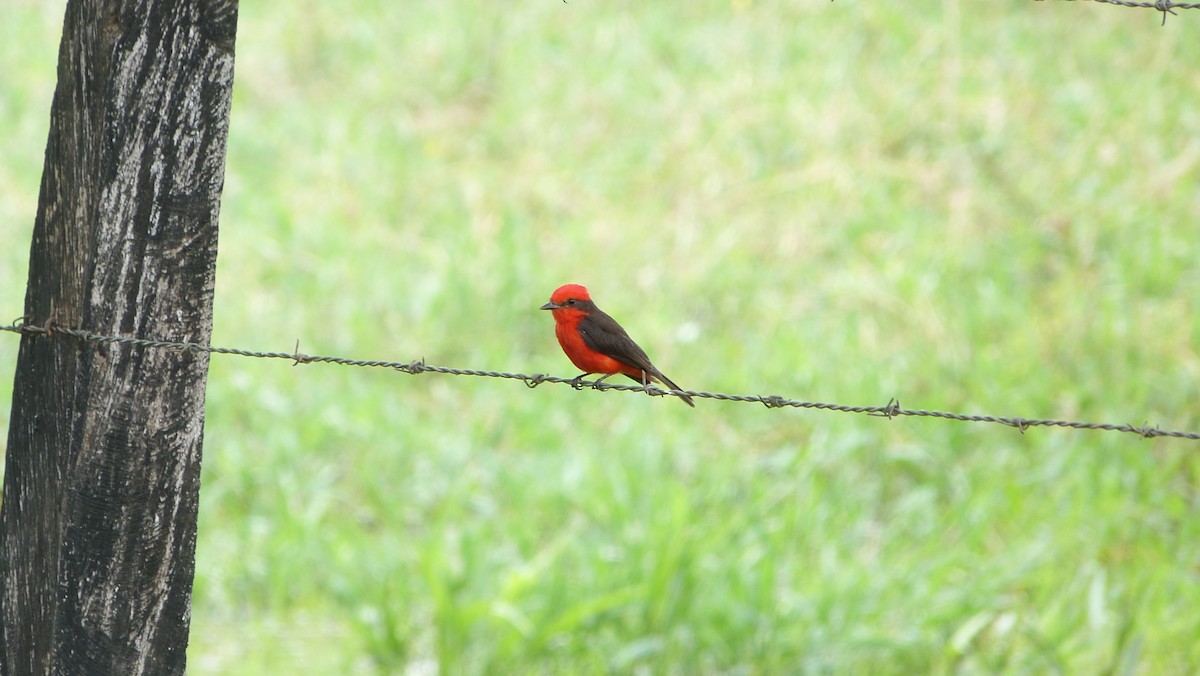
[{"x1": 2, "y1": 320, "x2": 1198, "y2": 442}]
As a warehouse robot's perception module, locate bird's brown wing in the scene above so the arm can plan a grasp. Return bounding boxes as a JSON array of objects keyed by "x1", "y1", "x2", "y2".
[
  {"x1": 577, "y1": 304, "x2": 696, "y2": 406},
  {"x1": 576, "y1": 308, "x2": 657, "y2": 376}
]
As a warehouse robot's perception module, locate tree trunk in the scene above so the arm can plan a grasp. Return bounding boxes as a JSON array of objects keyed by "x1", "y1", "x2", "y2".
[{"x1": 0, "y1": 1, "x2": 237, "y2": 673}]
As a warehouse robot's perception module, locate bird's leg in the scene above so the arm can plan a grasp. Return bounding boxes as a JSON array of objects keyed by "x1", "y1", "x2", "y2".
[
  {"x1": 640, "y1": 370, "x2": 654, "y2": 396},
  {"x1": 570, "y1": 372, "x2": 593, "y2": 390},
  {"x1": 591, "y1": 373, "x2": 615, "y2": 389}
]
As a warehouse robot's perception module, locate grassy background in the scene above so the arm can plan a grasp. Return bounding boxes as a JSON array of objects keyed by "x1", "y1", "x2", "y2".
[{"x1": 3, "y1": 0, "x2": 1200, "y2": 673}]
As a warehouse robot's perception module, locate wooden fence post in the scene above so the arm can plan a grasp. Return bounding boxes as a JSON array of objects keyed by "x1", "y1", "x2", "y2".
[{"x1": 0, "y1": 1, "x2": 238, "y2": 672}]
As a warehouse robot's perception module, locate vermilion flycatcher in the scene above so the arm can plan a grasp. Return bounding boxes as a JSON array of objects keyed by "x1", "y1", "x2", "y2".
[{"x1": 541, "y1": 283, "x2": 695, "y2": 406}]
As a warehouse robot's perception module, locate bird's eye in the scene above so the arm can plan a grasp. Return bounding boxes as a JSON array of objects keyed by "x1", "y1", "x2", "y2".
[{"x1": 566, "y1": 299, "x2": 577, "y2": 306}]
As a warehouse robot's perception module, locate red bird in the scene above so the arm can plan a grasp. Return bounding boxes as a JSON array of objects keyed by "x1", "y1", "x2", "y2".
[{"x1": 540, "y1": 283, "x2": 695, "y2": 407}]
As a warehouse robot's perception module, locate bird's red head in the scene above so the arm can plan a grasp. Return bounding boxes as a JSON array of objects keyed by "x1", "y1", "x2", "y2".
[
  {"x1": 540, "y1": 283, "x2": 593, "y2": 321},
  {"x1": 550, "y1": 284, "x2": 590, "y2": 305}
]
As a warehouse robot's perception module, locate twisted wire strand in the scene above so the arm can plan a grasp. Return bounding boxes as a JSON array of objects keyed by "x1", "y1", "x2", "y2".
[
  {"x1": 1087, "y1": 0, "x2": 1200, "y2": 8},
  {"x1": 2, "y1": 321, "x2": 1197, "y2": 441},
  {"x1": 1041, "y1": 0, "x2": 1200, "y2": 25}
]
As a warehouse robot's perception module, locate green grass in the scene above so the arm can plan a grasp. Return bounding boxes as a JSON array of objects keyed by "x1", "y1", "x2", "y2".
[{"x1": 3, "y1": 0, "x2": 1200, "y2": 673}]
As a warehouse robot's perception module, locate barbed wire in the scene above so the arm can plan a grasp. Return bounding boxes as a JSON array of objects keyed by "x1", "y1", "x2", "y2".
[
  {"x1": 2, "y1": 319, "x2": 1198, "y2": 442},
  {"x1": 1041, "y1": 0, "x2": 1200, "y2": 25}
]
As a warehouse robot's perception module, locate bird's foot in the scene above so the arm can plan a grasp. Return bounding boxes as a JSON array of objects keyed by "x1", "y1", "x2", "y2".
[{"x1": 639, "y1": 372, "x2": 657, "y2": 397}]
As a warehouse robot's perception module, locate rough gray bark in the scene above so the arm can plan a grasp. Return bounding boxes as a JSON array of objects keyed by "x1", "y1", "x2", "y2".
[{"x1": 0, "y1": 1, "x2": 237, "y2": 673}]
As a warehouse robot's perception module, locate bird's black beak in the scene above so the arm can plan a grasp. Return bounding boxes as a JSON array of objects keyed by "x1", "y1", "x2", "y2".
[{"x1": 540, "y1": 301, "x2": 560, "y2": 311}]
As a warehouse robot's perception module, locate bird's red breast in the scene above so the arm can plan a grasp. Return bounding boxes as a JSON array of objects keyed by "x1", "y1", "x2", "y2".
[{"x1": 554, "y1": 316, "x2": 634, "y2": 375}]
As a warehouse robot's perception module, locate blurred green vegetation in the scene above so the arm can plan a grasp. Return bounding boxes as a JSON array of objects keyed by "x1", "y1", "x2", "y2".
[{"x1": 2, "y1": 1, "x2": 1199, "y2": 673}]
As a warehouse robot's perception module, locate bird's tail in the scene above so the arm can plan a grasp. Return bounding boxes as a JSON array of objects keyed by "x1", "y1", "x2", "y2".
[{"x1": 651, "y1": 370, "x2": 696, "y2": 407}]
